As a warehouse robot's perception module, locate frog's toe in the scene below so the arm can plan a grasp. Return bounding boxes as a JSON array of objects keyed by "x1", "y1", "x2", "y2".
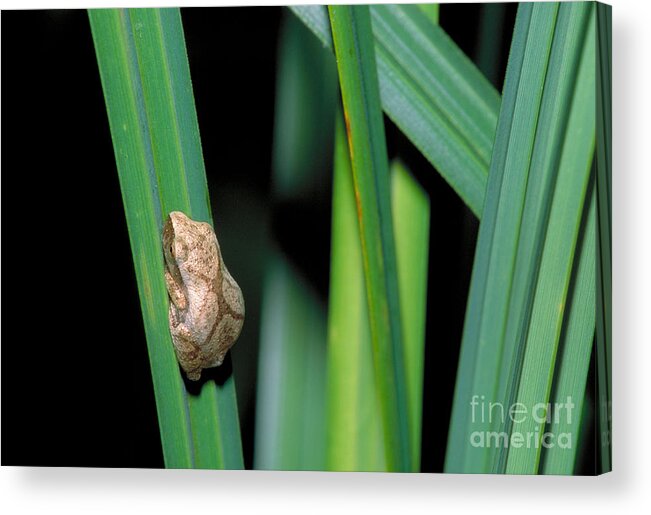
[{"x1": 186, "y1": 369, "x2": 201, "y2": 381}]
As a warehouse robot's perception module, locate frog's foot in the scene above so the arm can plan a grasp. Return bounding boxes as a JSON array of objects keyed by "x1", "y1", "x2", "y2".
[{"x1": 164, "y1": 268, "x2": 187, "y2": 311}]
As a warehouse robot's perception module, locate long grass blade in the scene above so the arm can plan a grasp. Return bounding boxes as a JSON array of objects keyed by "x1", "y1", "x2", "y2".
[
  {"x1": 445, "y1": 3, "x2": 556, "y2": 472},
  {"x1": 504, "y1": 4, "x2": 596, "y2": 474},
  {"x1": 89, "y1": 7, "x2": 243, "y2": 469},
  {"x1": 326, "y1": 113, "x2": 385, "y2": 472},
  {"x1": 446, "y1": 2, "x2": 596, "y2": 474},
  {"x1": 327, "y1": 116, "x2": 430, "y2": 472},
  {"x1": 392, "y1": 161, "x2": 430, "y2": 470},
  {"x1": 329, "y1": 4, "x2": 410, "y2": 471},
  {"x1": 292, "y1": 4, "x2": 500, "y2": 216},
  {"x1": 540, "y1": 191, "x2": 596, "y2": 475}
]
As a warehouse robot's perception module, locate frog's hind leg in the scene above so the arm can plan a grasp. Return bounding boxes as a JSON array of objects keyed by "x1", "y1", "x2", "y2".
[{"x1": 170, "y1": 322, "x2": 203, "y2": 381}]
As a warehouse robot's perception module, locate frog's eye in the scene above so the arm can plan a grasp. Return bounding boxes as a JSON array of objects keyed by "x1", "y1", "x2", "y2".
[{"x1": 176, "y1": 242, "x2": 188, "y2": 261}]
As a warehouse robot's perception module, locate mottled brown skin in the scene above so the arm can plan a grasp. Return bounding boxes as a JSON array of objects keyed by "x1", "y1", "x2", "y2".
[{"x1": 162, "y1": 211, "x2": 245, "y2": 381}]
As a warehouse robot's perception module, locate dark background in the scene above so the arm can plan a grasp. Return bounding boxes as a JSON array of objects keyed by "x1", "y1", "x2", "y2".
[{"x1": 3, "y1": 5, "x2": 598, "y2": 474}]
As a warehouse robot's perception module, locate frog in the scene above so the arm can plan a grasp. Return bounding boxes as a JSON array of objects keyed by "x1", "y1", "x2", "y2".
[{"x1": 162, "y1": 211, "x2": 244, "y2": 381}]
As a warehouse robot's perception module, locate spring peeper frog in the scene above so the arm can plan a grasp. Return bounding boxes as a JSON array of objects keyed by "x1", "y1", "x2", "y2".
[{"x1": 162, "y1": 211, "x2": 244, "y2": 381}]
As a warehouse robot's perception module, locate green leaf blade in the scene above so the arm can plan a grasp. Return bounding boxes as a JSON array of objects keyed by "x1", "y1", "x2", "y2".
[
  {"x1": 445, "y1": 2, "x2": 558, "y2": 473},
  {"x1": 326, "y1": 120, "x2": 430, "y2": 473},
  {"x1": 392, "y1": 161, "x2": 430, "y2": 470},
  {"x1": 540, "y1": 192, "x2": 596, "y2": 475},
  {"x1": 595, "y1": 2, "x2": 612, "y2": 473},
  {"x1": 291, "y1": 4, "x2": 500, "y2": 216},
  {"x1": 505, "y1": 4, "x2": 596, "y2": 474},
  {"x1": 329, "y1": 4, "x2": 410, "y2": 472},
  {"x1": 89, "y1": 8, "x2": 194, "y2": 469},
  {"x1": 254, "y1": 13, "x2": 332, "y2": 471},
  {"x1": 446, "y1": 2, "x2": 597, "y2": 474},
  {"x1": 372, "y1": 5, "x2": 499, "y2": 167},
  {"x1": 326, "y1": 113, "x2": 385, "y2": 472},
  {"x1": 89, "y1": 7, "x2": 243, "y2": 469}
]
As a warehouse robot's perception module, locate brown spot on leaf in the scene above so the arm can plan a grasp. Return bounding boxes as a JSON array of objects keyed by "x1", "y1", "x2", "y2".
[{"x1": 343, "y1": 109, "x2": 355, "y2": 162}]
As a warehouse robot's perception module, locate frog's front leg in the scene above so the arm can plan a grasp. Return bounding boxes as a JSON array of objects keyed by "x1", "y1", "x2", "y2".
[{"x1": 165, "y1": 268, "x2": 187, "y2": 311}]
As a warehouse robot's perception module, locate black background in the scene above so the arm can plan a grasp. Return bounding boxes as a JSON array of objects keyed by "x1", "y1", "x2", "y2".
[{"x1": 3, "y1": 6, "x2": 598, "y2": 474}]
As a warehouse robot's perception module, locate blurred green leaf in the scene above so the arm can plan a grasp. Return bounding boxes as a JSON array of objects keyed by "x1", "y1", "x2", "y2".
[
  {"x1": 253, "y1": 12, "x2": 333, "y2": 471},
  {"x1": 418, "y1": 4, "x2": 439, "y2": 25},
  {"x1": 475, "y1": 3, "x2": 508, "y2": 87},
  {"x1": 392, "y1": 161, "x2": 430, "y2": 470},
  {"x1": 272, "y1": 12, "x2": 338, "y2": 199},
  {"x1": 254, "y1": 253, "x2": 327, "y2": 471}
]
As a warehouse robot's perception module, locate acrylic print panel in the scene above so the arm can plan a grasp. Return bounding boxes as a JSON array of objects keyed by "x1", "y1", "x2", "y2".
[{"x1": 0, "y1": 2, "x2": 611, "y2": 475}]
